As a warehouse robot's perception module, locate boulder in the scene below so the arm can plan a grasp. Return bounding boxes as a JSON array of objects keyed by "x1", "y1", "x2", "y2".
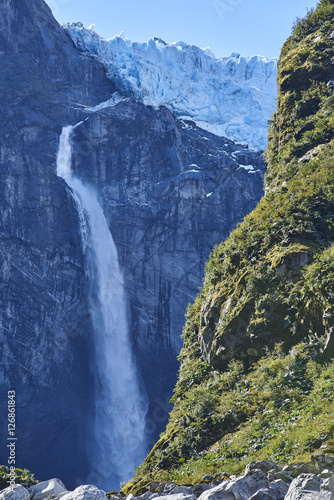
[
  {"x1": 61, "y1": 486, "x2": 107, "y2": 500},
  {"x1": 29, "y1": 479, "x2": 67, "y2": 499},
  {"x1": 198, "y1": 470, "x2": 269, "y2": 500},
  {"x1": 0, "y1": 485, "x2": 30, "y2": 500},
  {"x1": 198, "y1": 487, "x2": 234, "y2": 500},
  {"x1": 267, "y1": 480, "x2": 289, "y2": 499},
  {"x1": 322, "y1": 473, "x2": 334, "y2": 492},
  {"x1": 284, "y1": 473, "x2": 331, "y2": 500},
  {"x1": 161, "y1": 485, "x2": 176, "y2": 494},
  {"x1": 249, "y1": 490, "x2": 275, "y2": 500},
  {"x1": 126, "y1": 495, "x2": 136, "y2": 500},
  {"x1": 245, "y1": 462, "x2": 279, "y2": 476},
  {"x1": 270, "y1": 471, "x2": 293, "y2": 484},
  {"x1": 149, "y1": 484, "x2": 162, "y2": 493},
  {"x1": 319, "y1": 469, "x2": 334, "y2": 479},
  {"x1": 137, "y1": 493, "x2": 159, "y2": 500},
  {"x1": 282, "y1": 463, "x2": 319, "y2": 478},
  {"x1": 154, "y1": 494, "x2": 196, "y2": 500},
  {"x1": 312, "y1": 441, "x2": 334, "y2": 469},
  {"x1": 193, "y1": 484, "x2": 212, "y2": 498},
  {"x1": 167, "y1": 488, "x2": 194, "y2": 496},
  {"x1": 201, "y1": 478, "x2": 214, "y2": 484}
]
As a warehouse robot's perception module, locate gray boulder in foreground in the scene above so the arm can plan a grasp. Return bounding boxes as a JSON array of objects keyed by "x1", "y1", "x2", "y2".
[
  {"x1": 198, "y1": 470, "x2": 270, "y2": 500},
  {"x1": 29, "y1": 478, "x2": 67, "y2": 499},
  {"x1": 60, "y1": 485, "x2": 108, "y2": 500},
  {"x1": 148, "y1": 494, "x2": 196, "y2": 500},
  {"x1": 284, "y1": 473, "x2": 333, "y2": 499},
  {"x1": 0, "y1": 485, "x2": 30, "y2": 500}
]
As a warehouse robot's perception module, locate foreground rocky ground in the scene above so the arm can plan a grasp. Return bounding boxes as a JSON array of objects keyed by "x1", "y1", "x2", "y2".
[{"x1": 1, "y1": 460, "x2": 334, "y2": 500}]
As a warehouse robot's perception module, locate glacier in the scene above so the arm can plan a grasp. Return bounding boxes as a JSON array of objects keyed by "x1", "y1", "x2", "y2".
[{"x1": 64, "y1": 23, "x2": 278, "y2": 150}]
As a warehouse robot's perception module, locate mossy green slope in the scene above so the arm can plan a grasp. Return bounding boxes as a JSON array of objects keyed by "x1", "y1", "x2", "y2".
[{"x1": 124, "y1": 0, "x2": 334, "y2": 494}]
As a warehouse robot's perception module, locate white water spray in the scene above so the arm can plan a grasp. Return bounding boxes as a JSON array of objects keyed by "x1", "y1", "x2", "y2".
[{"x1": 56, "y1": 125, "x2": 147, "y2": 489}]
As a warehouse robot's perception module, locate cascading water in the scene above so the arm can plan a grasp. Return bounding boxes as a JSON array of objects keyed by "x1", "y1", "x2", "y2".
[{"x1": 56, "y1": 124, "x2": 147, "y2": 490}]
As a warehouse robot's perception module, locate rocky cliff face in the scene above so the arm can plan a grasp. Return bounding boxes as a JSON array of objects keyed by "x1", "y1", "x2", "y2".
[
  {"x1": 0, "y1": 0, "x2": 267, "y2": 489},
  {"x1": 125, "y1": 0, "x2": 334, "y2": 493},
  {"x1": 0, "y1": 0, "x2": 115, "y2": 488},
  {"x1": 69, "y1": 100, "x2": 265, "y2": 434}
]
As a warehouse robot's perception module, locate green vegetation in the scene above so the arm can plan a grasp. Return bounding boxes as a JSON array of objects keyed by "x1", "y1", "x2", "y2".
[
  {"x1": 123, "y1": 1, "x2": 334, "y2": 495},
  {"x1": 0, "y1": 466, "x2": 38, "y2": 490},
  {"x1": 131, "y1": 343, "x2": 334, "y2": 487}
]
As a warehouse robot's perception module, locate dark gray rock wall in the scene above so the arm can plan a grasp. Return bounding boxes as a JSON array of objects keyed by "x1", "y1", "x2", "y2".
[
  {"x1": 0, "y1": 0, "x2": 114, "y2": 488},
  {"x1": 0, "y1": 0, "x2": 266, "y2": 490},
  {"x1": 70, "y1": 103, "x2": 265, "y2": 443}
]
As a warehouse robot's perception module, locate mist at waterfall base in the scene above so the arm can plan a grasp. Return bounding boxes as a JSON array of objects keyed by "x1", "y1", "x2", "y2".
[{"x1": 56, "y1": 126, "x2": 148, "y2": 490}]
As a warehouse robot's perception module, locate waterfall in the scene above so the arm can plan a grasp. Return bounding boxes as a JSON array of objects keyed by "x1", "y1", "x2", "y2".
[{"x1": 56, "y1": 125, "x2": 147, "y2": 489}]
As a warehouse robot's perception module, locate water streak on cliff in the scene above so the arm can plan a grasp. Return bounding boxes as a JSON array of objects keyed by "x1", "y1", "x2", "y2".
[{"x1": 56, "y1": 125, "x2": 147, "y2": 489}]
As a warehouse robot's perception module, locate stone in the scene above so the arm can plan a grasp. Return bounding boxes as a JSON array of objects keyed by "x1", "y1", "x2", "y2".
[
  {"x1": 197, "y1": 488, "x2": 234, "y2": 500},
  {"x1": 138, "y1": 493, "x2": 159, "y2": 500},
  {"x1": 297, "y1": 144, "x2": 326, "y2": 163},
  {"x1": 322, "y1": 474, "x2": 334, "y2": 492},
  {"x1": 319, "y1": 469, "x2": 333, "y2": 479},
  {"x1": 126, "y1": 495, "x2": 136, "y2": 500},
  {"x1": 201, "y1": 477, "x2": 214, "y2": 483},
  {"x1": 327, "y1": 79, "x2": 334, "y2": 90},
  {"x1": 154, "y1": 495, "x2": 196, "y2": 500},
  {"x1": 249, "y1": 490, "x2": 275, "y2": 500},
  {"x1": 198, "y1": 470, "x2": 269, "y2": 500},
  {"x1": 282, "y1": 463, "x2": 319, "y2": 478},
  {"x1": 193, "y1": 484, "x2": 212, "y2": 498},
  {"x1": 162, "y1": 485, "x2": 176, "y2": 494},
  {"x1": 267, "y1": 479, "x2": 289, "y2": 499},
  {"x1": 312, "y1": 441, "x2": 334, "y2": 469},
  {"x1": 271, "y1": 471, "x2": 293, "y2": 484},
  {"x1": 29, "y1": 479, "x2": 67, "y2": 500},
  {"x1": 0, "y1": 485, "x2": 31, "y2": 500},
  {"x1": 149, "y1": 484, "x2": 163, "y2": 493},
  {"x1": 245, "y1": 461, "x2": 279, "y2": 475},
  {"x1": 284, "y1": 473, "x2": 331, "y2": 500},
  {"x1": 168, "y1": 487, "x2": 194, "y2": 496},
  {"x1": 60, "y1": 485, "x2": 108, "y2": 500}
]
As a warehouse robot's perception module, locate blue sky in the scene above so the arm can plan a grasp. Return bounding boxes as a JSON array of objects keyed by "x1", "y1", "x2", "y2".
[{"x1": 47, "y1": 0, "x2": 319, "y2": 59}]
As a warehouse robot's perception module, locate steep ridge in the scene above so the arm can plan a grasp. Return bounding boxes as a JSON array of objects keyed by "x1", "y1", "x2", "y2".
[
  {"x1": 64, "y1": 23, "x2": 277, "y2": 150},
  {"x1": 125, "y1": 0, "x2": 334, "y2": 493}
]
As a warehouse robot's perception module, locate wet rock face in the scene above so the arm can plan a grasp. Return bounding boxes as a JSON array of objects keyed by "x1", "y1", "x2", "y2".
[
  {"x1": 70, "y1": 102, "x2": 266, "y2": 437},
  {"x1": 0, "y1": 0, "x2": 113, "y2": 489}
]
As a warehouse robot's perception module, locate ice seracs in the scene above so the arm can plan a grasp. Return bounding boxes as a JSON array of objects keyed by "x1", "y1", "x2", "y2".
[{"x1": 64, "y1": 23, "x2": 277, "y2": 150}]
